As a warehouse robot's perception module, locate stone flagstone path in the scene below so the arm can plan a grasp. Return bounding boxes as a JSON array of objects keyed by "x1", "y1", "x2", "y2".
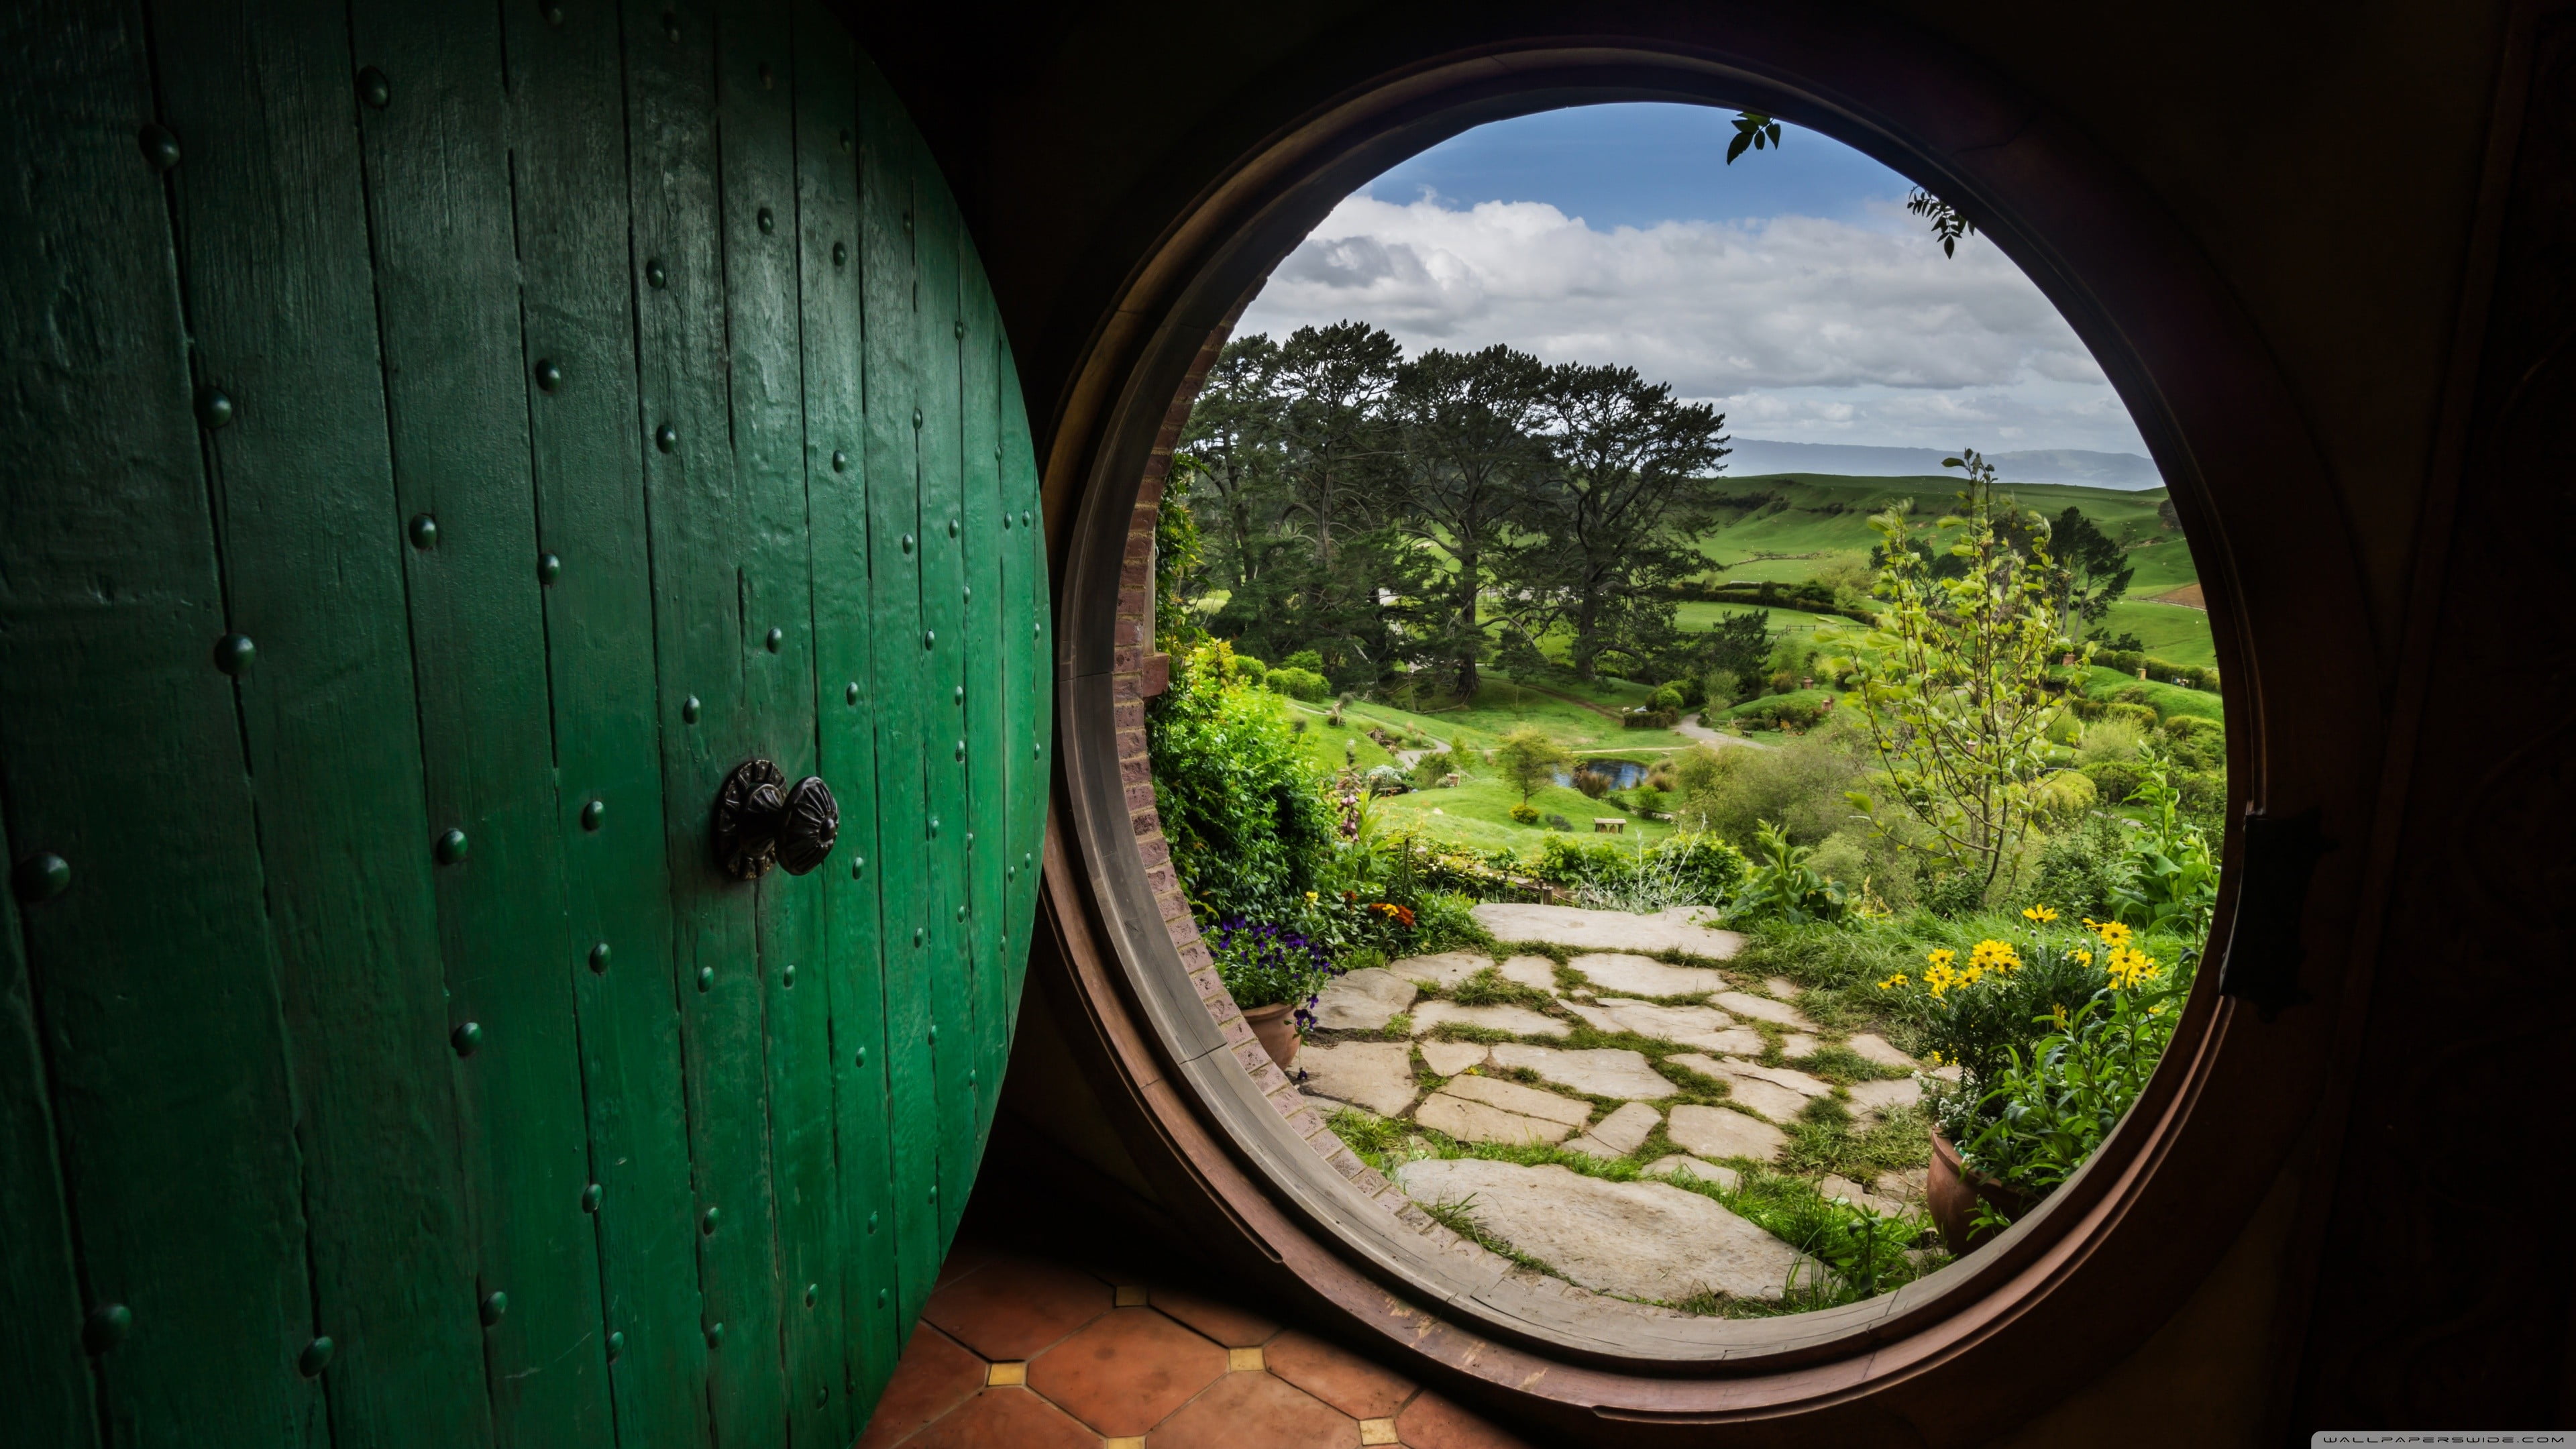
[{"x1": 1291, "y1": 901, "x2": 1943, "y2": 1312}]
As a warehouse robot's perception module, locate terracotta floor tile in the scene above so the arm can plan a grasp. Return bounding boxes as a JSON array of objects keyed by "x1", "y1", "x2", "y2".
[
  {"x1": 1147, "y1": 1367, "x2": 1358, "y2": 1449},
  {"x1": 1395, "y1": 1390, "x2": 1536, "y2": 1449},
  {"x1": 1028, "y1": 1306, "x2": 1229, "y2": 1435},
  {"x1": 922, "y1": 1254, "x2": 1112, "y2": 1360},
  {"x1": 856, "y1": 1326, "x2": 987, "y2": 1449},
  {"x1": 1151, "y1": 1284, "x2": 1281, "y2": 1347},
  {"x1": 900, "y1": 1386, "x2": 1099, "y2": 1449},
  {"x1": 1265, "y1": 1329, "x2": 1417, "y2": 1420}
]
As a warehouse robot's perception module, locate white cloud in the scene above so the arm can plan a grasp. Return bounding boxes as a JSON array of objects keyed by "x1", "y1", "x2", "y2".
[{"x1": 1238, "y1": 194, "x2": 2149, "y2": 455}]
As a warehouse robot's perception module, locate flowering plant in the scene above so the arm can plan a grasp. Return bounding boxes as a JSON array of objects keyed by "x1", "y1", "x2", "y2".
[{"x1": 1210, "y1": 919, "x2": 1342, "y2": 1030}]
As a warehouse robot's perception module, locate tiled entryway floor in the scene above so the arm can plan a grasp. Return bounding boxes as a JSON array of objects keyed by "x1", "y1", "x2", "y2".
[{"x1": 856, "y1": 1238, "x2": 1533, "y2": 1448}]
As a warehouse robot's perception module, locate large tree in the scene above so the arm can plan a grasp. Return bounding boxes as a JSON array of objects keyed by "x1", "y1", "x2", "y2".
[
  {"x1": 1387, "y1": 344, "x2": 1548, "y2": 698},
  {"x1": 1180, "y1": 325, "x2": 1421, "y2": 686},
  {"x1": 1180, "y1": 335, "x2": 1285, "y2": 596},
  {"x1": 1272, "y1": 322, "x2": 1402, "y2": 568},
  {"x1": 1499, "y1": 363, "x2": 1731, "y2": 681},
  {"x1": 2047, "y1": 504, "x2": 2135, "y2": 637}
]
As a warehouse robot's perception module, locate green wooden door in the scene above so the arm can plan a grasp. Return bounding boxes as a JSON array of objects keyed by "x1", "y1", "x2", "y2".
[{"x1": 0, "y1": 1, "x2": 1051, "y2": 1444}]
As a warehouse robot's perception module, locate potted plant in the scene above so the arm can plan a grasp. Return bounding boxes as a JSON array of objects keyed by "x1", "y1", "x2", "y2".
[{"x1": 1210, "y1": 919, "x2": 1339, "y2": 1070}]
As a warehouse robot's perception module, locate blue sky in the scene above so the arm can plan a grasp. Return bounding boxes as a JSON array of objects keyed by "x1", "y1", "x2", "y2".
[
  {"x1": 1238, "y1": 104, "x2": 2151, "y2": 458},
  {"x1": 1363, "y1": 104, "x2": 1911, "y2": 231}
]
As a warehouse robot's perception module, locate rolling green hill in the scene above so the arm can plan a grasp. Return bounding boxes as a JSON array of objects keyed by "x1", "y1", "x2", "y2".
[{"x1": 1693, "y1": 472, "x2": 2214, "y2": 667}]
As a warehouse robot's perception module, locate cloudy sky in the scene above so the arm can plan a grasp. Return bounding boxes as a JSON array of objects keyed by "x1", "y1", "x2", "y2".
[{"x1": 1237, "y1": 104, "x2": 2151, "y2": 458}]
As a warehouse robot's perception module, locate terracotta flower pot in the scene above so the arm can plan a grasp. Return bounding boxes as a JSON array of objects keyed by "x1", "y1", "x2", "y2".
[
  {"x1": 1927, "y1": 1130, "x2": 2035, "y2": 1256},
  {"x1": 1242, "y1": 1001, "x2": 1299, "y2": 1071}
]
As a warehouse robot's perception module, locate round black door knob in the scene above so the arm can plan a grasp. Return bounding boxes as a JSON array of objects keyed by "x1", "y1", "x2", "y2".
[{"x1": 713, "y1": 761, "x2": 839, "y2": 879}]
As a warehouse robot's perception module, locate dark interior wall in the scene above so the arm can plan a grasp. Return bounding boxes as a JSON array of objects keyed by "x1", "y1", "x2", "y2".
[{"x1": 841, "y1": 1, "x2": 2563, "y2": 1435}]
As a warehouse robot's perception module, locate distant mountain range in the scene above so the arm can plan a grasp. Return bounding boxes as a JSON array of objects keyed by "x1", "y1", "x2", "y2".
[{"x1": 1721, "y1": 439, "x2": 2165, "y2": 490}]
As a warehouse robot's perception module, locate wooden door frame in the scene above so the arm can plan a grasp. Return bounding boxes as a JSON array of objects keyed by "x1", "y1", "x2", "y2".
[{"x1": 1026, "y1": 5, "x2": 2383, "y2": 1440}]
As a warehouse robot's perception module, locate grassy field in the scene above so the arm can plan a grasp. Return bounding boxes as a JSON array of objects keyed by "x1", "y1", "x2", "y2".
[
  {"x1": 2082, "y1": 665, "x2": 2222, "y2": 721},
  {"x1": 2098, "y1": 598, "x2": 2215, "y2": 667},
  {"x1": 1676, "y1": 473, "x2": 2214, "y2": 669},
  {"x1": 1267, "y1": 674, "x2": 1693, "y2": 852}
]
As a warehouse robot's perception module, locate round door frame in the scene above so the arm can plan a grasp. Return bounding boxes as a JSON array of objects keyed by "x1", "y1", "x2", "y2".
[{"x1": 1032, "y1": 5, "x2": 2379, "y2": 1441}]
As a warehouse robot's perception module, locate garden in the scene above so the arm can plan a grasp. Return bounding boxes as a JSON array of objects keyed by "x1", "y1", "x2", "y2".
[{"x1": 1148, "y1": 396, "x2": 2228, "y2": 1317}]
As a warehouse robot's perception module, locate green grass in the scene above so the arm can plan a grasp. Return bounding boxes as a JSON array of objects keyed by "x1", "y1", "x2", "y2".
[
  {"x1": 1697, "y1": 473, "x2": 2180, "y2": 564},
  {"x1": 2082, "y1": 665, "x2": 2222, "y2": 721},
  {"x1": 2097, "y1": 598, "x2": 2216, "y2": 668}
]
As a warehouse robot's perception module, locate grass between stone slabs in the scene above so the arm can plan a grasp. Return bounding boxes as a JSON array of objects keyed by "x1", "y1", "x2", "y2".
[
  {"x1": 1332, "y1": 1107, "x2": 1947, "y2": 1317},
  {"x1": 1417, "y1": 1195, "x2": 1563, "y2": 1279}
]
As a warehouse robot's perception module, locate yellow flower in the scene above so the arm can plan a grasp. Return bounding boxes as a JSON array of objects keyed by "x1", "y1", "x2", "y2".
[
  {"x1": 1305, "y1": 891, "x2": 1319, "y2": 903},
  {"x1": 1925, "y1": 948, "x2": 1955, "y2": 969},
  {"x1": 2023, "y1": 904, "x2": 2059, "y2": 923},
  {"x1": 2049, "y1": 1002, "x2": 2070, "y2": 1029},
  {"x1": 1970, "y1": 938, "x2": 2021, "y2": 974},
  {"x1": 2084, "y1": 917, "x2": 2133, "y2": 947},
  {"x1": 1925, "y1": 1050, "x2": 1945, "y2": 1067},
  {"x1": 1961, "y1": 963, "x2": 1984, "y2": 985},
  {"x1": 1876, "y1": 973, "x2": 1909, "y2": 991},
  {"x1": 2074, "y1": 948, "x2": 2093, "y2": 967},
  {"x1": 2104, "y1": 945, "x2": 2161, "y2": 989}
]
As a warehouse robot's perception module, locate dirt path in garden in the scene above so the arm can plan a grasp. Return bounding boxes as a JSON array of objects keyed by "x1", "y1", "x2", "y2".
[
  {"x1": 1293, "y1": 902, "x2": 1941, "y2": 1314},
  {"x1": 1676, "y1": 714, "x2": 1770, "y2": 749}
]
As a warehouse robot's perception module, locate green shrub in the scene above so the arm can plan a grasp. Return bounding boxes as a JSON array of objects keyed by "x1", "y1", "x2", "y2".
[
  {"x1": 1281, "y1": 649, "x2": 1324, "y2": 672},
  {"x1": 1669, "y1": 715, "x2": 1869, "y2": 847},
  {"x1": 1493, "y1": 727, "x2": 1574, "y2": 804},
  {"x1": 1650, "y1": 685, "x2": 1685, "y2": 712},
  {"x1": 1726, "y1": 690, "x2": 1834, "y2": 732},
  {"x1": 1728, "y1": 821, "x2": 1849, "y2": 925},
  {"x1": 2030, "y1": 815, "x2": 2129, "y2": 919},
  {"x1": 1267, "y1": 665, "x2": 1329, "y2": 702},
  {"x1": 2100, "y1": 701, "x2": 2159, "y2": 733},
  {"x1": 1509, "y1": 802, "x2": 1540, "y2": 825},
  {"x1": 1148, "y1": 642, "x2": 1334, "y2": 923},
  {"x1": 2107, "y1": 753, "x2": 2218, "y2": 940},
  {"x1": 1233, "y1": 654, "x2": 1269, "y2": 686},
  {"x1": 2032, "y1": 769, "x2": 2096, "y2": 827},
  {"x1": 2161, "y1": 714, "x2": 2224, "y2": 772},
  {"x1": 2080, "y1": 758, "x2": 2146, "y2": 808}
]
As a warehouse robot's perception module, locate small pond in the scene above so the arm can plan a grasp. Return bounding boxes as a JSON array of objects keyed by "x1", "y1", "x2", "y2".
[{"x1": 1556, "y1": 759, "x2": 1649, "y2": 790}]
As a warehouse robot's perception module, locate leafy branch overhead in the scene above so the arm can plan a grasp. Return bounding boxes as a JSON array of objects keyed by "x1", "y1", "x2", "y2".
[
  {"x1": 1906, "y1": 188, "x2": 1978, "y2": 258},
  {"x1": 1724, "y1": 112, "x2": 1979, "y2": 258},
  {"x1": 1727, "y1": 111, "x2": 1783, "y2": 164}
]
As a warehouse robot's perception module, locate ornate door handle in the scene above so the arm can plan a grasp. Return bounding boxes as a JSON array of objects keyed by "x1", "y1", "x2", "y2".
[{"x1": 714, "y1": 760, "x2": 839, "y2": 879}]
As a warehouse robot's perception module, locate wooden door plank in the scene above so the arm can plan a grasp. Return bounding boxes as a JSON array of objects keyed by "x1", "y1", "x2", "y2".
[
  {"x1": 0, "y1": 0, "x2": 322, "y2": 1440},
  {"x1": 998, "y1": 340, "x2": 1051, "y2": 1026},
  {"x1": 855, "y1": 59, "x2": 943, "y2": 1318},
  {"x1": 618, "y1": 1, "x2": 791, "y2": 1438},
  {"x1": 146, "y1": 0, "x2": 492, "y2": 1441},
  {"x1": 0, "y1": 866, "x2": 97, "y2": 1445},
  {"x1": 347, "y1": 2, "x2": 613, "y2": 1440},
  {"x1": 713, "y1": 3, "x2": 848, "y2": 1440},
  {"x1": 912, "y1": 159, "x2": 976, "y2": 1252},
  {"x1": 958, "y1": 246, "x2": 1010, "y2": 1156},
  {"x1": 790, "y1": 1, "x2": 904, "y2": 1411},
  {"x1": 502, "y1": 3, "x2": 713, "y2": 1444}
]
